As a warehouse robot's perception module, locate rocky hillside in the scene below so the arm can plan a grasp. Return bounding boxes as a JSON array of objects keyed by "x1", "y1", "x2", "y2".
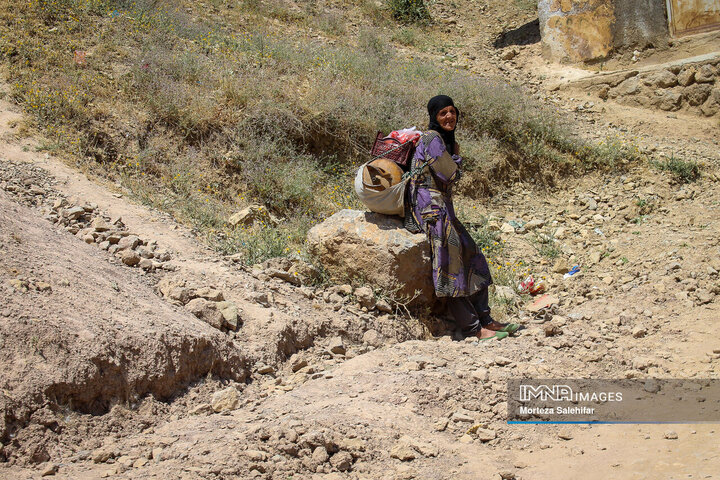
[{"x1": 1, "y1": 0, "x2": 720, "y2": 478}]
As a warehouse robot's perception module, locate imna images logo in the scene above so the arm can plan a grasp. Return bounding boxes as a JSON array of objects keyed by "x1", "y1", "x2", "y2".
[
  {"x1": 518, "y1": 384, "x2": 623, "y2": 403},
  {"x1": 519, "y1": 384, "x2": 573, "y2": 401}
]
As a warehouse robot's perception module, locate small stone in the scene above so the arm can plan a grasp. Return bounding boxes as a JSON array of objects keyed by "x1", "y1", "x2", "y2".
[
  {"x1": 257, "y1": 364, "x2": 275, "y2": 375},
  {"x1": 544, "y1": 325, "x2": 562, "y2": 337},
  {"x1": 696, "y1": 289, "x2": 714, "y2": 305},
  {"x1": 189, "y1": 403, "x2": 213, "y2": 415},
  {"x1": 434, "y1": 418, "x2": 449, "y2": 431},
  {"x1": 328, "y1": 336, "x2": 346, "y2": 355},
  {"x1": 632, "y1": 326, "x2": 647, "y2": 338},
  {"x1": 647, "y1": 69, "x2": 677, "y2": 88},
  {"x1": 558, "y1": 430, "x2": 573, "y2": 440},
  {"x1": 228, "y1": 205, "x2": 273, "y2": 227},
  {"x1": 664, "y1": 430, "x2": 678, "y2": 440},
  {"x1": 375, "y1": 298, "x2": 393, "y2": 313},
  {"x1": 250, "y1": 291, "x2": 271, "y2": 307},
  {"x1": 501, "y1": 48, "x2": 518, "y2": 61},
  {"x1": 459, "y1": 434, "x2": 474, "y2": 444},
  {"x1": 500, "y1": 222, "x2": 515, "y2": 234},
  {"x1": 329, "y1": 451, "x2": 353, "y2": 471},
  {"x1": 362, "y1": 329, "x2": 383, "y2": 347},
  {"x1": 589, "y1": 251, "x2": 602, "y2": 265},
  {"x1": 107, "y1": 233, "x2": 122, "y2": 244},
  {"x1": 524, "y1": 219, "x2": 545, "y2": 230},
  {"x1": 92, "y1": 217, "x2": 110, "y2": 232},
  {"x1": 312, "y1": 446, "x2": 329, "y2": 464},
  {"x1": 494, "y1": 356, "x2": 513, "y2": 366},
  {"x1": 133, "y1": 458, "x2": 148, "y2": 468},
  {"x1": 185, "y1": 298, "x2": 224, "y2": 329},
  {"x1": 92, "y1": 447, "x2": 116, "y2": 464},
  {"x1": 476, "y1": 428, "x2": 497, "y2": 442},
  {"x1": 244, "y1": 450, "x2": 268, "y2": 462},
  {"x1": 390, "y1": 443, "x2": 416, "y2": 461},
  {"x1": 471, "y1": 368, "x2": 489, "y2": 381},
  {"x1": 211, "y1": 387, "x2": 240, "y2": 412},
  {"x1": 120, "y1": 250, "x2": 141, "y2": 267},
  {"x1": 41, "y1": 463, "x2": 58, "y2": 476},
  {"x1": 677, "y1": 68, "x2": 695, "y2": 86},
  {"x1": 138, "y1": 258, "x2": 154, "y2": 270},
  {"x1": 552, "y1": 259, "x2": 569, "y2": 274},
  {"x1": 135, "y1": 246, "x2": 154, "y2": 259},
  {"x1": 354, "y1": 286, "x2": 376, "y2": 310},
  {"x1": 452, "y1": 410, "x2": 475, "y2": 423},
  {"x1": 695, "y1": 64, "x2": 715, "y2": 83},
  {"x1": 291, "y1": 357, "x2": 308, "y2": 372},
  {"x1": 499, "y1": 470, "x2": 516, "y2": 480},
  {"x1": 216, "y1": 301, "x2": 240, "y2": 330},
  {"x1": 195, "y1": 287, "x2": 224, "y2": 301},
  {"x1": 117, "y1": 235, "x2": 140, "y2": 251},
  {"x1": 63, "y1": 206, "x2": 85, "y2": 220}
]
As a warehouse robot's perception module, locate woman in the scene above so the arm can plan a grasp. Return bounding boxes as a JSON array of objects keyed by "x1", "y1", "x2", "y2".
[{"x1": 405, "y1": 95, "x2": 518, "y2": 340}]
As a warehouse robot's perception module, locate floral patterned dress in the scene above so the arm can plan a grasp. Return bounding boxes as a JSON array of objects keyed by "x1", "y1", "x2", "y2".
[{"x1": 404, "y1": 132, "x2": 492, "y2": 297}]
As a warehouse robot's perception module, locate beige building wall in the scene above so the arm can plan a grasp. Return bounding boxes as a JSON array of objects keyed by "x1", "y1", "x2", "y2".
[{"x1": 538, "y1": 0, "x2": 720, "y2": 63}]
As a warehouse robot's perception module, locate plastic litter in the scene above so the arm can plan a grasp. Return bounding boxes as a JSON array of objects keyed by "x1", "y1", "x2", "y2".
[
  {"x1": 517, "y1": 275, "x2": 546, "y2": 295},
  {"x1": 508, "y1": 220, "x2": 525, "y2": 229},
  {"x1": 563, "y1": 265, "x2": 581, "y2": 279},
  {"x1": 594, "y1": 228, "x2": 605, "y2": 236}
]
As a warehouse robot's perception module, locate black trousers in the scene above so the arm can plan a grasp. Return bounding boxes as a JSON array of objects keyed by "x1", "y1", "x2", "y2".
[{"x1": 446, "y1": 287, "x2": 491, "y2": 336}]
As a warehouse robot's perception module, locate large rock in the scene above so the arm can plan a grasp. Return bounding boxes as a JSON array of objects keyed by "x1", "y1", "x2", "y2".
[{"x1": 307, "y1": 210, "x2": 433, "y2": 306}]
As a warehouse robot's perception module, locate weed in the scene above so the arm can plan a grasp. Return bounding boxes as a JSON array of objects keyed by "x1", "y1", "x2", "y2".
[
  {"x1": 464, "y1": 219, "x2": 504, "y2": 259},
  {"x1": 0, "y1": 0, "x2": 635, "y2": 271},
  {"x1": 514, "y1": 0, "x2": 537, "y2": 12},
  {"x1": 212, "y1": 226, "x2": 287, "y2": 265},
  {"x1": 387, "y1": 0, "x2": 430, "y2": 24},
  {"x1": 530, "y1": 228, "x2": 560, "y2": 259},
  {"x1": 391, "y1": 27, "x2": 419, "y2": 46},
  {"x1": 635, "y1": 197, "x2": 655, "y2": 215},
  {"x1": 651, "y1": 155, "x2": 700, "y2": 183}
]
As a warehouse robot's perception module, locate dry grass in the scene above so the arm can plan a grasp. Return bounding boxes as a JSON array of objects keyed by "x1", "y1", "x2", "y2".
[{"x1": 0, "y1": 0, "x2": 640, "y2": 265}]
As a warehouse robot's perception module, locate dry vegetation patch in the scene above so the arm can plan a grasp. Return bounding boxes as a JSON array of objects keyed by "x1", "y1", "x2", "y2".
[{"x1": 0, "y1": 0, "x2": 641, "y2": 266}]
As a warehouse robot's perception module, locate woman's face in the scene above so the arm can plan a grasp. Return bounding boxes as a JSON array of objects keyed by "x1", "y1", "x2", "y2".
[{"x1": 436, "y1": 106, "x2": 457, "y2": 132}]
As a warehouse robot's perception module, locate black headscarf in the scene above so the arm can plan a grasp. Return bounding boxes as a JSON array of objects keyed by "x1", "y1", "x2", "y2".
[{"x1": 427, "y1": 95, "x2": 459, "y2": 155}]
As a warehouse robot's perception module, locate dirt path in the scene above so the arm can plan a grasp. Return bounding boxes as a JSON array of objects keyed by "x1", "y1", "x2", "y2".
[{"x1": 2, "y1": 71, "x2": 720, "y2": 479}]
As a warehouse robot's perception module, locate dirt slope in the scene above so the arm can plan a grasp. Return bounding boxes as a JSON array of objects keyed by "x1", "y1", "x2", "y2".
[{"x1": 2, "y1": 85, "x2": 720, "y2": 478}]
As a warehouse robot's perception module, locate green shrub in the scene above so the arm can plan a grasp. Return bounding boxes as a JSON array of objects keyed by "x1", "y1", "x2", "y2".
[
  {"x1": 466, "y1": 221, "x2": 504, "y2": 259},
  {"x1": 652, "y1": 156, "x2": 700, "y2": 183},
  {"x1": 387, "y1": 0, "x2": 430, "y2": 24}
]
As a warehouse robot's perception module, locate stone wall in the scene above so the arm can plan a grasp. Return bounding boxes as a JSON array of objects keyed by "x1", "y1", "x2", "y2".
[
  {"x1": 567, "y1": 54, "x2": 720, "y2": 116},
  {"x1": 612, "y1": 0, "x2": 668, "y2": 49}
]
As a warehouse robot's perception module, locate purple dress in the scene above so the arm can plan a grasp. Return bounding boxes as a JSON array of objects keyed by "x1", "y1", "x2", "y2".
[{"x1": 405, "y1": 133, "x2": 492, "y2": 298}]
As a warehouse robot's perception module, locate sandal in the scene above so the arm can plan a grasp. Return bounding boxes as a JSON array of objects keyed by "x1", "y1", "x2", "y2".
[
  {"x1": 478, "y1": 331, "x2": 509, "y2": 341},
  {"x1": 499, "y1": 323, "x2": 520, "y2": 334}
]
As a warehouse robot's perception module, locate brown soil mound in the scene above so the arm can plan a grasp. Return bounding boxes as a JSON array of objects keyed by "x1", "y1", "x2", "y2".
[{"x1": 0, "y1": 191, "x2": 248, "y2": 464}]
